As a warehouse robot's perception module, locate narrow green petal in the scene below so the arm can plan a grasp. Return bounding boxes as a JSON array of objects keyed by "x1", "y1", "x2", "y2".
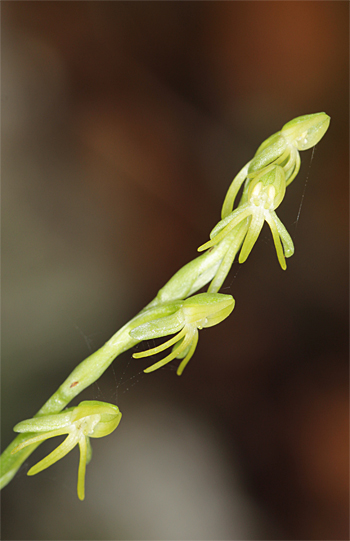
[
  {"x1": 211, "y1": 204, "x2": 250, "y2": 239},
  {"x1": 265, "y1": 213, "x2": 286, "y2": 270},
  {"x1": 274, "y1": 148, "x2": 290, "y2": 168},
  {"x1": 173, "y1": 337, "x2": 188, "y2": 359},
  {"x1": 86, "y1": 437, "x2": 93, "y2": 465},
  {"x1": 207, "y1": 251, "x2": 235, "y2": 294},
  {"x1": 144, "y1": 333, "x2": 192, "y2": 373},
  {"x1": 27, "y1": 432, "x2": 77, "y2": 476},
  {"x1": 133, "y1": 328, "x2": 186, "y2": 359},
  {"x1": 198, "y1": 207, "x2": 251, "y2": 252},
  {"x1": 221, "y1": 162, "x2": 250, "y2": 219},
  {"x1": 176, "y1": 331, "x2": 199, "y2": 376},
  {"x1": 77, "y1": 437, "x2": 88, "y2": 501},
  {"x1": 270, "y1": 211, "x2": 294, "y2": 257},
  {"x1": 285, "y1": 148, "x2": 301, "y2": 187},
  {"x1": 238, "y1": 211, "x2": 264, "y2": 263},
  {"x1": 281, "y1": 145, "x2": 295, "y2": 173},
  {"x1": 11, "y1": 427, "x2": 71, "y2": 454}
]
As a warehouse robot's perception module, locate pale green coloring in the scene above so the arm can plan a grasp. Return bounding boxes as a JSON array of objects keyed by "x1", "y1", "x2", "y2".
[
  {"x1": 203, "y1": 112, "x2": 330, "y2": 291},
  {"x1": 281, "y1": 112, "x2": 331, "y2": 151},
  {"x1": 131, "y1": 293, "x2": 234, "y2": 375},
  {"x1": 11, "y1": 401, "x2": 122, "y2": 500},
  {"x1": 221, "y1": 112, "x2": 330, "y2": 219},
  {"x1": 199, "y1": 165, "x2": 294, "y2": 270},
  {"x1": 0, "y1": 112, "x2": 330, "y2": 499}
]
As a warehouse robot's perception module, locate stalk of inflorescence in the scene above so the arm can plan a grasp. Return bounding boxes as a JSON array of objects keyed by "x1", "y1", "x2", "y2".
[
  {"x1": 0, "y1": 113, "x2": 330, "y2": 498},
  {"x1": 0, "y1": 240, "x2": 231, "y2": 490}
]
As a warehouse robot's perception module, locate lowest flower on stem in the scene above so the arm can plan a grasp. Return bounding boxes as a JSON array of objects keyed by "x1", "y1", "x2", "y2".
[{"x1": 12, "y1": 401, "x2": 122, "y2": 500}]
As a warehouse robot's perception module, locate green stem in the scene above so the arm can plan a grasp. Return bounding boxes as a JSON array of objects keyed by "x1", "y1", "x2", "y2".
[
  {"x1": 0, "y1": 243, "x2": 228, "y2": 490},
  {"x1": 0, "y1": 322, "x2": 134, "y2": 489},
  {"x1": 3, "y1": 112, "x2": 328, "y2": 492}
]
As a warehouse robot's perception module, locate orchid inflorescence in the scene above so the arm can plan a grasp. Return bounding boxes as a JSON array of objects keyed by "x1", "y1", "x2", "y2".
[
  {"x1": 1, "y1": 112, "x2": 329, "y2": 500},
  {"x1": 200, "y1": 113, "x2": 330, "y2": 292}
]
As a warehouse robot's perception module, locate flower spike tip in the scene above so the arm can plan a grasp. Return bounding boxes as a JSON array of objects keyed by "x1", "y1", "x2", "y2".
[
  {"x1": 221, "y1": 113, "x2": 330, "y2": 218},
  {"x1": 12, "y1": 401, "x2": 122, "y2": 500}
]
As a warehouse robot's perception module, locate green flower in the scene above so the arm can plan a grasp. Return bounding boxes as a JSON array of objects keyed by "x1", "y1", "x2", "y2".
[
  {"x1": 130, "y1": 293, "x2": 234, "y2": 375},
  {"x1": 281, "y1": 112, "x2": 330, "y2": 151},
  {"x1": 12, "y1": 401, "x2": 122, "y2": 500},
  {"x1": 221, "y1": 113, "x2": 330, "y2": 218},
  {"x1": 199, "y1": 165, "x2": 294, "y2": 270}
]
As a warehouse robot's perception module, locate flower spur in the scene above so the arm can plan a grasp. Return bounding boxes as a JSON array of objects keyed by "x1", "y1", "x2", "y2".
[
  {"x1": 198, "y1": 165, "x2": 294, "y2": 270},
  {"x1": 131, "y1": 293, "x2": 234, "y2": 375},
  {"x1": 11, "y1": 401, "x2": 122, "y2": 500}
]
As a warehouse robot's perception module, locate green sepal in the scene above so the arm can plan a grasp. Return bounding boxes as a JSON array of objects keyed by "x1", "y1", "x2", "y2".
[
  {"x1": 248, "y1": 135, "x2": 287, "y2": 175},
  {"x1": 281, "y1": 112, "x2": 330, "y2": 150},
  {"x1": 221, "y1": 161, "x2": 251, "y2": 219}
]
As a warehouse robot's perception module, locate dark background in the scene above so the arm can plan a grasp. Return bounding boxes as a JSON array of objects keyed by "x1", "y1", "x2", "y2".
[{"x1": 2, "y1": 2, "x2": 349, "y2": 540}]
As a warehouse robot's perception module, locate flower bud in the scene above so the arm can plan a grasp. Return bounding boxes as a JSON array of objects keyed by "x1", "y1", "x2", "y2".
[{"x1": 281, "y1": 112, "x2": 330, "y2": 150}]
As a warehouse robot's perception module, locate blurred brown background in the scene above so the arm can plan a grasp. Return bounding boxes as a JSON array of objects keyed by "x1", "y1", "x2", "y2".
[{"x1": 2, "y1": 2, "x2": 349, "y2": 540}]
